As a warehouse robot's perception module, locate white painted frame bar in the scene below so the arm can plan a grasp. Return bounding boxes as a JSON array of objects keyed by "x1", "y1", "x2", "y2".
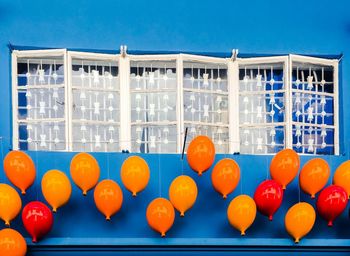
[
  {"x1": 119, "y1": 54, "x2": 131, "y2": 151},
  {"x1": 227, "y1": 60, "x2": 239, "y2": 153},
  {"x1": 11, "y1": 52, "x2": 18, "y2": 150}
]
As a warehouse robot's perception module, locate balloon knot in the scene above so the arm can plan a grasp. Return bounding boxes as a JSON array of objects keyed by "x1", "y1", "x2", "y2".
[
  {"x1": 223, "y1": 194, "x2": 227, "y2": 199},
  {"x1": 106, "y1": 217, "x2": 111, "y2": 221},
  {"x1": 132, "y1": 192, "x2": 137, "y2": 197},
  {"x1": 295, "y1": 238, "x2": 300, "y2": 243},
  {"x1": 21, "y1": 190, "x2": 26, "y2": 195},
  {"x1": 311, "y1": 194, "x2": 315, "y2": 199},
  {"x1": 53, "y1": 208, "x2": 57, "y2": 213},
  {"x1": 241, "y1": 231, "x2": 245, "y2": 236},
  {"x1": 32, "y1": 237, "x2": 37, "y2": 243},
  {"x1": 83, "y1": 191, "x2": 87, "y2": 196},
  {"x1": 328, "y1": 221, "x2": 333, "y2": 227},
  {"x1": 180, "y1": 212, "x2": 185, "y2": 217},
  {"x1": 161, "y1": 232, "x2": 166, "y2": 237},
  {"x1": 198, "y1": 172, "x2": 202, "y2": 176},
  {"x1": 5, "y1": 221, "x2": 10, "y2": 226},
  {"x1": 269, "y1": 215, "x2": 273, "y2": 221},
  {"x1": 282, "y1": 186, "x2": 286, "y2": 190}
]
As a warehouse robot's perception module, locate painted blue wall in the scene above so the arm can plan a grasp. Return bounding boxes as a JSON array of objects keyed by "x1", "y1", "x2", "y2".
[{"x1": 1, "y1": 0, "x2": 350, "y2": 255}]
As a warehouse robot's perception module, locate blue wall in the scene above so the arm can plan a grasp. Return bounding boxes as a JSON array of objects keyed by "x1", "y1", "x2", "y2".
[{"x1": 1, "y1": 0, "x2": 350, "y2": 255}]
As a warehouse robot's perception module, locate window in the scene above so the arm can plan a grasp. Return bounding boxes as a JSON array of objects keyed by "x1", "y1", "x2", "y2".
[
  {"x1": 129, "y1": 58, "x2": 177, "y2": 153},
  {"x1": 69, "y1": 52, "x2": 120, "y2": 152},
  {"x1": 12, "y1": 50, "x2": 339, "y2": 155}
]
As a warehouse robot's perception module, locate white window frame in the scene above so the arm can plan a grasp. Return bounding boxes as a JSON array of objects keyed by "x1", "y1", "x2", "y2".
[
  {"x1": 236, "y1": 56, "x2": 290, "y2": 154},
  {"x1": 67, "y1": 51, "x2": 120, "y2": 151},
  {"x1": 11, "y1": 49, "x2": 340, "y2": 155},
  {"x1": 12, "y1": 49, "x2": 68, "y2": 151},
  {"x1": 289, "y1": 54, "x2": 339, "y2": 155}
]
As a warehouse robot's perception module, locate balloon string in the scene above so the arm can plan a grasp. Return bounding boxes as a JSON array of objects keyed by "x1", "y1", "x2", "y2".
[
  {"x1": 35, "y1": 142, "x2": 39, "y2": 201},
  {"x1": 107, "y1": 153, "x2": 110, "y2": 180},
  {"x1": 181, "y1": 155, "x2": 184, "y2": 175},
  {"x1": 298, "y1": 172, "x2": 301, "y2": 203},
  {"x1": 0, "y1": 137, "x2": 4, "y2": 183},
  {"x1": 240, "y1": 166, "x2": 243, "y2": 195},
  {"x1": 158, "y1": 153, "x2": 161, "y2": 197}
]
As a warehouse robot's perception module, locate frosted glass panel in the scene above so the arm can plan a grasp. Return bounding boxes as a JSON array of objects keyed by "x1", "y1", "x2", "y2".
[
  {"x1": 130, "y1": 60, "x2": 177, "y2": 153},
  {"x1": 239, "y1": 62, "x2": 286, "y2": 154},
  {"x1": 183, "y1": 61, "x2": 229, "y2": 153},
  {"x1": 71, "y1": 58, "x2": 120, "y2": 152},
  {"x1": 17, "y1": 56, "x2": 66, "y2": 150},
  {"x1": 291, "y1": 62, "x2": 335, "y2": 154}
]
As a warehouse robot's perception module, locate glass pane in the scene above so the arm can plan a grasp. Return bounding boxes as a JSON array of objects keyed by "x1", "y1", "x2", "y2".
[
  {"x1": 291, "y1": 61, "x2": 335, "y2": 155},
  {"x1": 131, "y1": 125, "x2": 177, "y2": 153},
  {"x1": 239, "y1": 62, "x2": 286, "y2": 154},
  {"x1": 130, "y1": 60, "x2": 177, "y2": 153},
  {"x1": 71, "y1": 58, "x2": 120, "y2": 152},
  {"x1": 183, "y1": 61, "x2": 229, "y2": 153},
  {"x1": 18, "y1": 121, "x2": 66, "y2": 150},
  {"x1": 240, "y1": 126, "x2": 285, "y2": 154},
  {"x1": 17, "y1": 56, "x2": 66, "y2": 150}
]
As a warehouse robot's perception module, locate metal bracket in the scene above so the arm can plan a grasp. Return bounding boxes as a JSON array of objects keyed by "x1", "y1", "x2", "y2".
[
  {"x1": 120, "y1": 45, "x2": 128, "y2": 57},
  {"x1": 231, "y1": 49, "x2": 239, "y2": 61}
]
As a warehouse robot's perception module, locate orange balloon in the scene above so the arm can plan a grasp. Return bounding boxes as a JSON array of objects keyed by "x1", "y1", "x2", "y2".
[
  {"x1": 0, "y1": 228, "x2": 27, "y2": 256},
  {"x1": 121, "y1": 156, "x2": 150, "y2": 196},
  {"x1": 212, "y1": 158, "x2": 240, "y2": 199},
  {"x1": 41, "y1": 170, "x2": 72, "y2": 212},
  {"x1": 227, "y1": 195, "x2": 256, "y2": 235},
  {"x1": 169, "y1": 175, "x2": 198, "y2": 216},
  {"x1": 0, "y1": 184, "x2": 22, "y2": 226},
  {"x1": 3, "y1": 151, "x2": 36, "y2": 194},
  {"x1": 187, "y1": 135, "x2": 215, "y2": 176},
  {"x1": 270, "y1": 149, "x2": 300, "y2": 189},
  {"x1": 334, "y1": 160, "x2": 350, "y2": 199},
  {"x1": 300, "y1": 158, "x2": 330, "y2": 198},
  {"x1": 94, "y1": 179, "x2": 123, "y2": 221},
  {"x1": 70, "y1": 153, "x2": 100, "y2": 196},
  {"x1": 146, "y1": 198, "x2": 175, "y2": 237}
]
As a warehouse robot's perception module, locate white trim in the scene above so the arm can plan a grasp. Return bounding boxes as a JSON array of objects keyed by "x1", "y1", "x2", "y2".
[
  {"x1": 128, "y1": 54, "x2": 178, "y2": 61},
  {"x1": 14, "y1": 49, "x2": 66, "y2": 58},
  {"x1": 237, "y1": 56, "x2": 288, "y2": 65},
  {"x1": 333, "y1": 62, "x2": 340, "y2": 155},
  {"x1": 176, "y1": 55, "x2": 184, "y2": 153},
  {"x1": 285, "y1": 56, "x2": 292, "y2": 149},
  {"x1": 289, "y1": 54, "x2": 338, "y2": 66},
  {"x1": 119, "y1": 55, "x2": 131, "y2": 151},
  {"x1": 228, "y1": 60, "x2": 240, "y2": 153},
  {"x1": 66, "y1": 50, "x2": 72, "y2": 151},
  {"x1": 181, "y1": 53, "x2": 229, "y2": 64},
  {"x1": 69, "y1": 51, "x2": 119, "y2": 61},
  {"x1": 11, "y1": 52, "x2": 19, "y2": 150}
]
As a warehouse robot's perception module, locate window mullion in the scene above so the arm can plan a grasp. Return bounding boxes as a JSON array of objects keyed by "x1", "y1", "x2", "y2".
[
  {"x1": 11, "y1": 52, "x2": 19, "y2": 150},
  {"x1": 65, "y1": 50, "x2": 72, "y2": 151},
  {"x1": 228, "y1": 59, "x2": 240, "y2": 153},
  {"x1": 176, "y1": 54, "x2": 184, "y2": 153},
  {"x1": 119, "y1": 55, "x2": 131, "y2": 151},
  {"x1": 285, "y1": 56, "x2": 293, "y2": 149},
  {"x1": 333, "y1": 61, "x2": 340, "y2": 155}
]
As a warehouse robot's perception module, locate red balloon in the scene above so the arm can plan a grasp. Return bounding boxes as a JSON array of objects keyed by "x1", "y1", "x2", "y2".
[
  {"x1": 254, "y1": 180, "x2": 283, "y2": 221},
  {"x1": 22, "y1": 201, "x2": 53, "y2": 243},
  {"x1": 316, "y1": 185, "x2": 347, "y2": 227}
]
